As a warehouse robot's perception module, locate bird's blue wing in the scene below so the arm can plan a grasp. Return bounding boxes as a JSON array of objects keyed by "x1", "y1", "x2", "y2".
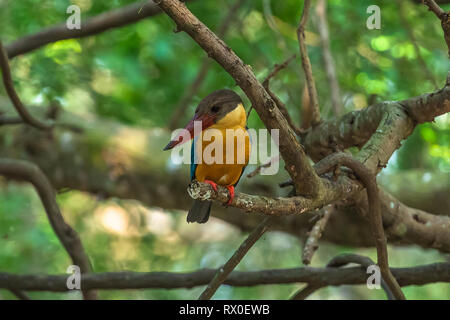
[{"x1": 190, "y1": 136, "x2": 197, "y2": 181}]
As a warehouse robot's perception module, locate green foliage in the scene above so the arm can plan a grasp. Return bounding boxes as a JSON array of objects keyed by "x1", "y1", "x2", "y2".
[{"x1": 0, "y1": 0, "x2": 448, "y2": 299}]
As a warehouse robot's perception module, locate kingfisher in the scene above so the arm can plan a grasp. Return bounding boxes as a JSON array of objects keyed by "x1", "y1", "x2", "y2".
[{"x1": 164, "y1": 89, "x2": 251, "y2": 223}]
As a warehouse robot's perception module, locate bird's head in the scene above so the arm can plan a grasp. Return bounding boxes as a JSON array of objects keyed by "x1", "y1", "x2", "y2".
[{"x1": 164, "y1": 89, "x2": 244, "y2": 150}]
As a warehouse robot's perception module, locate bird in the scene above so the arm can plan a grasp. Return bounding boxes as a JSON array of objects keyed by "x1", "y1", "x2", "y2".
[{"x1": 163, "y1": 89, "x2": 250, "y2": 223}]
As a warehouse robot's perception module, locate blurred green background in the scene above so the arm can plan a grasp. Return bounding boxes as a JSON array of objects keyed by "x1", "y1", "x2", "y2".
[{"x1": 0, "y1": 0, "x2": 448, "y2": 299}]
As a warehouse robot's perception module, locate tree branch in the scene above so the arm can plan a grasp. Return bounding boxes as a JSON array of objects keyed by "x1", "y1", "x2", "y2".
[
  {"x1": 422, "y1": 0, "x2": 450, "y2": 55},
  {"x1": 315, "y1": 0, "x2": 343, "y2": 114},
  {"x1": 313, "y1": 152, "x2": 405, "y2": 299},
  {"x1": 262, "y1": 54, "x2": 303, "y2": 135},
  {"x1": 0, "y1": 262, "x2": 448, "y2": 292},
  {"x1": 168, "y1": 0, "x2": 247, "y2": 130},
  {"x1": 4, "y1": 0, "x2": 191, "y2": 59},
  {"x1": 302, "y1": 204, "x2": 334, "y2": 265},
  {"x1": 0, "y1": 42, "x2": 52, "y2": 130},
  {"x1": 0, "y1": 158, "x2": 96, "y2": 300},
  {"x1": 297, "y1": 0, "x2": 321, "y2": 127},
  {"x1": 198, "y1": 217, "x2": 271, "y2": 300}
]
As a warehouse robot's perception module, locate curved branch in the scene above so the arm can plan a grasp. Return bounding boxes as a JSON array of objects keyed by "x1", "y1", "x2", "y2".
[
  {"x1": 313, "y1": 153, "x2": 405, "y2": 299},
  {"x1": 326, "y1": 253, "x2": 395, "y2": 300},
  {"x1": 0, "y1": 158, "x2": 96, "y2": 300},
  {"x1": 0, "y1": 42, "x2": 52, "y2": 130}
]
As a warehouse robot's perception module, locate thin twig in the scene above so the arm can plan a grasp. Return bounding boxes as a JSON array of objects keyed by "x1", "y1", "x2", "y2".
[
  {"x1": 290, "y1": 284, "x2": 323, "y2": 300},
  {"x1": 423, "y1": 0, "x2": 446, "y2": 18},
  {"x1": 198, "y1": 217, "x2": 272, "y2": 300},
  {"x1": 0, "y1": 158, "x2": 97, "y2": 300},
  {"x1": 315, "y1": 0, "x2": 343, "y2": 115},
  {"x1": 0, "y1": 42, "x2": 52, "y2": 130},
  {"x1": 8, "y1": 289, "x2": 31, "y2": 300},
  {"x1": 262, "y1": 55, "x2": 303, "y2": 135},
  {"x1": 168, "y1": 0, "x2": 247, "y2": 130},
  {"x1": 398, "y1": 0, "x2": 439, "y2": 89},
  {"x1": 422, "y1": 0, "x2": 450, "y2": 55},
  {"x1": 297, "y1": 0, "x2": 321, "y2": 127},
  {"x1": 302, "y1": 204, "x2": 334, "y2": 265}
]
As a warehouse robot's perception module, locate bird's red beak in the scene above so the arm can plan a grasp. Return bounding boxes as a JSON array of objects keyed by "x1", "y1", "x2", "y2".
[{"x1": 163, "y1": 113, "x2": 215, "y2": 150}]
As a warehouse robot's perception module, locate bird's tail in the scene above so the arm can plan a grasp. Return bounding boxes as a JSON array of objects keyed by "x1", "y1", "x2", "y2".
[{"x1": 187, "y1": 200, "x2": 212, "y2": 224}]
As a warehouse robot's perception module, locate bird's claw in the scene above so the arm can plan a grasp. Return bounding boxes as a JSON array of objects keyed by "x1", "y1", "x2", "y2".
[
  {"x1": 204, "y1": 180, "x2": 218, "y2": 193},
  {"x1": 225, "y1": 185, "x2": 235, "y2": 206}
]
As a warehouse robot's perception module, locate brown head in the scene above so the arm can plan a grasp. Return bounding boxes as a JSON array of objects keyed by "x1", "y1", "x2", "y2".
[{"x1": 164, "y1": 89, "x2": 243, "y2": 150}]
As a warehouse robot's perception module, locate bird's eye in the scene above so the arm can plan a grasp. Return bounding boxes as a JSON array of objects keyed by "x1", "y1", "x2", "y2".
[{"x1": 211, "y1": 105, "x2": 220, "y2": 113}]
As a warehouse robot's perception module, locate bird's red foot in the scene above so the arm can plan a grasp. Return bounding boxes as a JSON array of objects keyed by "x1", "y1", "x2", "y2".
[
  {"x1": 204, "y1": 180, "x2": 218, "y2": 192},
  {"x1": 225, "y1": 185, "x2": 235, "y2": 206}
]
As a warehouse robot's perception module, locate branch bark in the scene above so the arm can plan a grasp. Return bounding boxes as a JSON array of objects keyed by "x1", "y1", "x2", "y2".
[
  {"x1": 4, "y1": 1, "x2": 189, "y2": 59},
  {"x1": 0, "y1": 262, "x2": 447, "y2": 292}
]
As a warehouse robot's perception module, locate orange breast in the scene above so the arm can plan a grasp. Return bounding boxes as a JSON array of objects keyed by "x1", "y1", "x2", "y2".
[{"x1": 194, "y1": 126, "x2": 250, "y2": 186}]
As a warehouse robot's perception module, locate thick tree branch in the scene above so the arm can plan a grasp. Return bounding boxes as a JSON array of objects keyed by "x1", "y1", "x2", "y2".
[
  {"x1": 302, "y1": 83, "x2": 449, "y2": 162},
  {"x1": 0, "y1": 158, "x2": 96, "y2": 300},
  {"x1": 0, "y1": 262, "x2": 448, "y2": 292}
]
